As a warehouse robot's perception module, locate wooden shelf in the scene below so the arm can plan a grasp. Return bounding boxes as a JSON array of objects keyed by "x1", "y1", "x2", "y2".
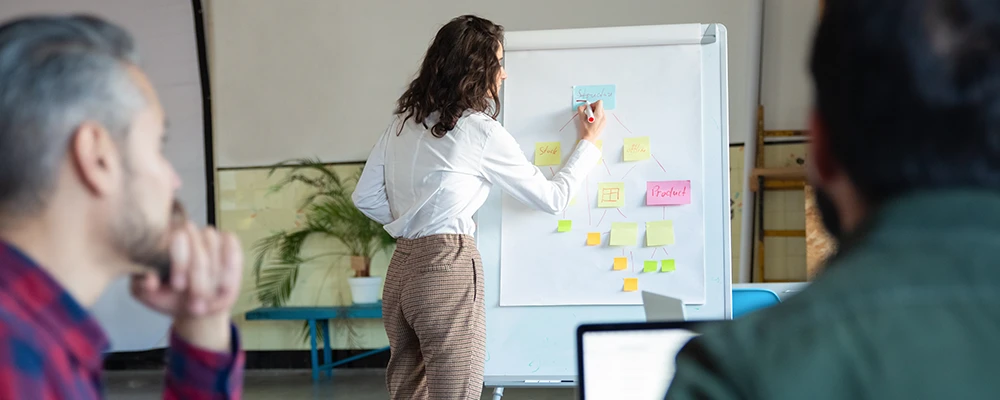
[{"x1": 749, "y1": 167, "x2": 807, "y2": 192}]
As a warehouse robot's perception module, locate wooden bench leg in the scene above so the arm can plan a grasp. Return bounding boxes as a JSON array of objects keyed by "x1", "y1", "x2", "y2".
[
  {"x1": 321, "y1": 319, "x2": 332, "y2": 378},
  {"x1": 309, "y1": 319, "x2": 319, "y2": 381}
]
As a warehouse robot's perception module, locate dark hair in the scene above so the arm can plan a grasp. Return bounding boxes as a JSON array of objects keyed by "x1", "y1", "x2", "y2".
[
  {"x1": 0, "y1": 15, "x2": 144, "y2": 218},
  {"x1": 395, "y1": 15, "x2": 504, "y2": 138},
  {"x1": 811, "y1": 0, "x2": 1000, "y2": 205}
]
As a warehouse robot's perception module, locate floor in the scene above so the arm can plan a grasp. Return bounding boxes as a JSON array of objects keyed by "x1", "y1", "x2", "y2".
[{"x1": 105, "y1": 369, "x2": 574, "y2": 400}]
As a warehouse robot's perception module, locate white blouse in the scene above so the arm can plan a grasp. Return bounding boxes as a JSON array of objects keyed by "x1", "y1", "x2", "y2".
[{"x1": 352, "y1": 111, "x2": 601, "y2": 239}]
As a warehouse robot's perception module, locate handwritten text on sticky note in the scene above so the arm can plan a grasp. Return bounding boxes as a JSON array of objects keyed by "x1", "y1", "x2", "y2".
[
  {"x1": 587, "y1": 232, "x2": 601, "y2": 246},
  {"x1": 613, "y1": 257, "x2": 628, "y2": 270},
  {"x1": 646, "y1": 220, "x2": 676, "y2": 246},
  {"x1": 623, "y1": 137, "x2": 651, "y2": 161},
  {"x1": 534, "y1": 142, "x2": 561, "y2": 166},
  {"x1": 623, "y1": 278, "x2": 638, "y2": 292},
  {"x1": 610, "y1": 222, "x2": 638, "y2": 246},
  {"x1": 646, "y1": 180, "x2": 691, "y2": 205},
  {"x1": 557, "y1": 220, "x2": 572, "y2": 232},
  {"x1": 597, "y1": 182, "x2": 625, "y2": 208},
  {"x1": 572, "y1": 84, "x2": 617, "y2": 111},
  {"x1": 661, "y1": 259, "x2": 676, "y2": 272}
]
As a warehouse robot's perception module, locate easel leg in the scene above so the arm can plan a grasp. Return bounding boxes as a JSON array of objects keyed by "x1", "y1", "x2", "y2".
[{"x1": 493, "y1": 387, "x2": 504, "y2": 400}]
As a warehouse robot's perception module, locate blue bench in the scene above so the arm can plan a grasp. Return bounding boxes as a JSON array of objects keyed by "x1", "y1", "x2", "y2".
[{"x1": 245, "y1": 303, "x2": 390, "y2": 381}]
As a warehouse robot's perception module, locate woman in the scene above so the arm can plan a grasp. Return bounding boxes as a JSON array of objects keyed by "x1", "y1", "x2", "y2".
[{"x1": 352, "y1": 15, "x2": 606, "y2": 400}]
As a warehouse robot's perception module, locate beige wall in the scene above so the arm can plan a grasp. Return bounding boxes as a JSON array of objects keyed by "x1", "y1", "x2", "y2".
[
  {"x1": 205, "y1": 0, "x2": 764, "y2": 167},
  {"x1": 761, "y1": 0, "x2": 821, "y2": 130}
]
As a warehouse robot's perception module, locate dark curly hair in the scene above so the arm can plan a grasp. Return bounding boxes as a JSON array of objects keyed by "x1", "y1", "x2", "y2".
[{"x1": 395, "y1": 15, "x2": 505, "y2": 138}]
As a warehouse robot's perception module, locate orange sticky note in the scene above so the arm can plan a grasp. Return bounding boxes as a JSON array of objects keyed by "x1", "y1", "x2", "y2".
[
  {"x1": 613, "y1": 257, "x2": 628, "y2": 270},
  {"x1": 587, "y1": 232, "x2": 601, "y2": 246},
  {"x1": 623, "y1": 278, "x2": 638, "y2": 292}
]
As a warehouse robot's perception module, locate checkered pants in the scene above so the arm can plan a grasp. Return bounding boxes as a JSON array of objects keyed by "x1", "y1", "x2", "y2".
[{"x1": 382, "y1": 234, "x2": 486, "y2": 399}]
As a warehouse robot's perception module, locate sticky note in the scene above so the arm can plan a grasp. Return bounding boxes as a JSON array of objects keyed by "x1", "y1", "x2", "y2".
[
  {"x1": 595, "y1": 140, "x2": 604, "y2": 165},
  {"x1": 623, "y1": 137, "x2": 651, "y2": 161},
  {"x1": 557, "y1": 220, "x2": 572, "y2": 232},
  {"x1": 643, "y1": 260, "x2": 658, "y2": 273},
  {"x1": 535, "y1": 142, "x2": 561, "y2": 166},
  {"x1": 661, "y1": 259, "x2": 676, "y2": 272},
  {"x1": 613, "y1": 257, "x2": 628, "y2": 270},
  {"x1": 570, "y1": 196, "x2": 578, "y2": 206},
  {"x1": 572, "y1": 84, "x2": 617, "y2": 111},
  {"x1": 646, "y1": 220, "x2": 676, "y2": 246},
  {"x1": 623, "y1": 278, "x2": 638, "y2": 292},
  {"x1": 647, "y1": 180, "x2": 691, "y2": 205},
  {"x1": 597, "y1": 182, "x2": 625, "y2": 208},
  {"x1": 587, "y1": 232, "x2": 602, "y2": 246},
  {"x1": 610, "y1": 222, "x2": 638, "y2": 246}
]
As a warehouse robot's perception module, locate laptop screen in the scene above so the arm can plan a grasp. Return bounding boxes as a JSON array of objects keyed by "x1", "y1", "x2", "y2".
[{"x1": 578, "y1": 323, "x2": 709, "y2": 400}]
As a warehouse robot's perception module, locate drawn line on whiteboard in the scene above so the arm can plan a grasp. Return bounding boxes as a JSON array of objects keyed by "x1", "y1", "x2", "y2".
[
  {"x1": 663, "y1": 206, "x2": 666, "y2": 219},
  {"x1": 597, "y1": 210, "x2": 608, "y2": 226},
  {"x1": 652, "y1": 154, "x2": 666, "y2": 173},
  {"x1": 603, "y1": 159, "x2": 612, "y2": 175},
  {"x1": 612, "y1": 113, "x2": 634, "y2": 134},
  {"x1": 559, "y1": 112, "x2": 579, "y2": 132},
  {"x1": 651, "y1": 248, "x2": 659, "y2": 258},
  {"x1": 621, "y1": 164, "x2": 638, "y2": 179},
  {"x1": 617, "y1": 208, "x2": 628, "y2": 218},
  {"x1": 630, "y1": 251, "x2": 635, "y2": 273},
  {"x1": 549, "y1": 167, "x2": 555, "y2": 176},
  {"x1": 586, "y1": 181, "x2": 592, "y2": 225}
]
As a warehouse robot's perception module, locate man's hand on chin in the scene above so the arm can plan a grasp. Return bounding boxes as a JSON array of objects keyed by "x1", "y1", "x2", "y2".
[{"x1": 130, "y1": 220, "x2": 244, "y2": 353}]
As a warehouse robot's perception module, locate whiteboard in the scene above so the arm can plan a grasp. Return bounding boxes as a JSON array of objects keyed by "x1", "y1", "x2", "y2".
[
  {"x1": 477, "y1": 23, "x2": 731, "y2": 385},
  {"x1": 500, "y1": 32, "x2": 705, "y2": 306}
]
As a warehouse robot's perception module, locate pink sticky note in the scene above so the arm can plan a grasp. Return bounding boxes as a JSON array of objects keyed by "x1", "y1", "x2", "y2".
[{"x1": 646, "y1": 180, "x2": 691, "y2": 205}]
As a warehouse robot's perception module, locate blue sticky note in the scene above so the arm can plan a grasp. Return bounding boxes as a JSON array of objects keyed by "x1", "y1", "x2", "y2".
[{"x1": 572, "y1": 84, "x2": 617, "y2": 111}]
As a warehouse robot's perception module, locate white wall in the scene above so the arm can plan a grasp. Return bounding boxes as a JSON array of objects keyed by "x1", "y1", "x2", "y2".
[
  {"x1": 760, "y1": 0, "x2": 820, "y2": 131},
  {"x1": 0, "y1": 0, "x2": 209, "y2": 352},
  {"x1": 207, "y1": 0, "x2": 763, "y2": 167}
]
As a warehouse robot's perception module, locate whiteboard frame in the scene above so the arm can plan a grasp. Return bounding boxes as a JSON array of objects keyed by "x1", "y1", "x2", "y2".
[{"x1": 477, "y1": 23, "x2": 731, "y2": 388}]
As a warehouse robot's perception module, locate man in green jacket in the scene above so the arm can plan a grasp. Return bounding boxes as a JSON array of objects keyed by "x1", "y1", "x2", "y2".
[{"x1": 666, "y1": 0, "x2": 1000, "y2": 399}]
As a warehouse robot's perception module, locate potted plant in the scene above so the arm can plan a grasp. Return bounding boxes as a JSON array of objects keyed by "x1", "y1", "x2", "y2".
[{"x1": 252, "y1": 158, "x2": 395, "y2": 314}]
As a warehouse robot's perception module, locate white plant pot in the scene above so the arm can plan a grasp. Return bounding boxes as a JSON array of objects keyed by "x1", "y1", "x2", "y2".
[{"x1": 347, "y1": 276, "x2": 382, "y2": 304}]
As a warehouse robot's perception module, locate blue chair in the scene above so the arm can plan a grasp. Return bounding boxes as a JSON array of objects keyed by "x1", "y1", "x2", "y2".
[{"x1": 732, "y1": 288, "x2": 781, "y2": 318}]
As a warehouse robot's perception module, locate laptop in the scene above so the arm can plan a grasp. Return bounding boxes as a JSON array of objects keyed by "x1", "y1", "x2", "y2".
[{"x1": 576, "y1": 321, "x2": 723, "y2": 400}]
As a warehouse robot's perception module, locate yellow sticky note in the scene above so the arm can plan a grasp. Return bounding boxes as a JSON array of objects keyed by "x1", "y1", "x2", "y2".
[
  {"x1": 623, "y1": 278, "x2": 638, "y2": 292},
  {"x1": 613, "y1": 257, "x2": 628, "y2": 270},
  {"x1": 587, "y1": 232, "x2": 602, "y2": 246},
  {"x1": 610, "y1": 222, "x2": 638, "y2": 246},
  {"x1": 646, "y1": 220, "x2": 675, "y2": 246},
  {"x1": 557, "y1": 220, "x2": 572, "y2": 232},
  {"x1": 661, "y1": 259, "x2": 676, "y2": 272},
  {"x1": 570, "y1": 196, "x2": 578, "y2": 206},
  {"x1": 596, "y1": 140, "x2": 604, "y2": 165},
  {"x1": 535, "y1": 142, "x2": 562, "y2": 166},
  {"x1": 597, "y1": 182, "x2": 625, "y2": 208},
  {"x1": 623, "y1": 137, "x2": 651, "y2": 161},
  {"x1": 643, "y1": 260, "x2": 658, "y2": 273}
]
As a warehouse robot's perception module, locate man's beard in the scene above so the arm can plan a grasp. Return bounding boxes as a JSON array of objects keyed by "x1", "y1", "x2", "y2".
[
  {"x1": 112, "y1": 194, "x2": 186, "y2": 281},
  {"x1": 813, "y1": 187, "x2": 843, "y2": 244}
]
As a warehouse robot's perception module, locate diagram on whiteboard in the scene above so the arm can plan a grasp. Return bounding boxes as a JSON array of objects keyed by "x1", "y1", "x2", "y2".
[{"x1": 499, "y1": 44, "x2": 705, "y2": 306}]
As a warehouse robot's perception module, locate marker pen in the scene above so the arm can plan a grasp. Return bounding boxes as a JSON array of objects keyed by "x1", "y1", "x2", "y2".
[{"x1": 582, "y1": 100, "x2": 595, "y2": 123}]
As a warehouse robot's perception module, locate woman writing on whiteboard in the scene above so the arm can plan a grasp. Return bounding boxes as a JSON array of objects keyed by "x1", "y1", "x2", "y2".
[{"x1": 353, "y1": 15, "x2": 606, "y2": 400}]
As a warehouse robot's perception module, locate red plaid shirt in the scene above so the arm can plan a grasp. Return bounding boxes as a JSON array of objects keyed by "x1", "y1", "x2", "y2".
[{"x1": 0, "y1": 242, "x2": 244, "y2": 399}]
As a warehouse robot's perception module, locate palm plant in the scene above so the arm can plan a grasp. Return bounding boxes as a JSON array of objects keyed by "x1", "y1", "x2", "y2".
[{"x1": 251, "y1": 158, "x2": 395, "y2": 345}]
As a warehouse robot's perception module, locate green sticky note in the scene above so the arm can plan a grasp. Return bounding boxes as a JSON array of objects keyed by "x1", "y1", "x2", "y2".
[
  {"x1": 557, "y1": 220, "x2": 572, "y2": 232},
  {"x1": 643, "y1": 260, "x2": 658, "y2": 273},
  {"x1": 646, "y1": 220, "x2": 675, "y2": 246},
  {"x1": 661, "y1": 259, "x2": 676, "y2": 272},
  {"x1": 609, "y1": 222, "x2": 638, "y2": 246},
  {"x1": 535, "y1": 142, "x2": 562, "y2": 166},
  {"x1": 623, "y1": 136, "x2": 651, "y2": 161}
]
